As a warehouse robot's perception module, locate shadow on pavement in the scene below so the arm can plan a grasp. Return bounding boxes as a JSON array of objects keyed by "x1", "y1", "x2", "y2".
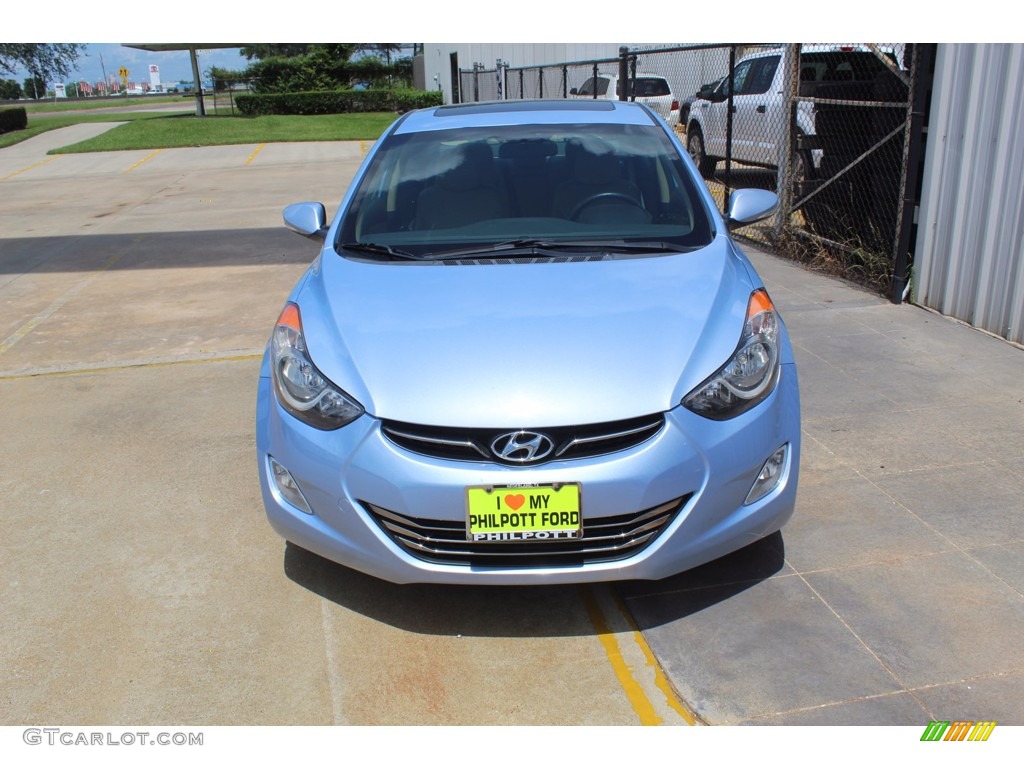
[
  {"x1": 0, "y1": 228, "x2": 319, "y2": 274},
  {"x1": 282, "y1": 532, "x2": 786, "y2": 639}
]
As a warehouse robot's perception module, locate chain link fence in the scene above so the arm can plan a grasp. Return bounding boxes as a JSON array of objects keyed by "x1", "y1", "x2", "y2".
[{"x1": 457, "y1": 44, "x2": 929, "y2": 301}]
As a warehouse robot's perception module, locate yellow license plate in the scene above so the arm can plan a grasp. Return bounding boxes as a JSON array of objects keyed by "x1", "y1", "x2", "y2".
[{"x1": 465, "y1": 483, "x2": 582, "y2": 541}]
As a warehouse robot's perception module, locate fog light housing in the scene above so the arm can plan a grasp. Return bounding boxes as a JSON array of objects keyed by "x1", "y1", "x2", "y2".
[
  {"x1": 745, "y1": 444, "x2": 789, "y2": 505},
  {"x1": 269, "y1": 456, "x2": 313, "y2": 514}
]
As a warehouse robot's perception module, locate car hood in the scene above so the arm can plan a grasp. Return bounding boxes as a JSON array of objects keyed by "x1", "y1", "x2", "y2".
[{"x1": 297, "y1": 241, "x2": 758, "y2": 427}]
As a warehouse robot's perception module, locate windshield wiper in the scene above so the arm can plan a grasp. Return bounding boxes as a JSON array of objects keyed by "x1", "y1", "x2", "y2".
[
  {"x1": 424, "y1": 239, "x2": 695, "y2": 260},
  {"x1": 339, "y1": 242, "x2": 421, "y2": 261}
]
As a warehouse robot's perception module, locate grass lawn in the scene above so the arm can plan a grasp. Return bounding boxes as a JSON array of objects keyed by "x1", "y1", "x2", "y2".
[
  {"x1": 0, "y1": 110, "x2": 397, "y2": 151},
  {"x1": 48, "y1": 113, "x2": 398, "y2": 153}
]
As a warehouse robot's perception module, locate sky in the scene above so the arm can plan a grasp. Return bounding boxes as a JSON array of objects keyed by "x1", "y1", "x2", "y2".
[{"x1": 2, "y1": 44, "x2": 253, "y2": 86}]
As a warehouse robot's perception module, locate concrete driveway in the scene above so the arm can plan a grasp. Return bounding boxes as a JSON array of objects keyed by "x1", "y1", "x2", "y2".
[{"x1": 2, "y1": 124, "x2": 1022, "y2": 727}]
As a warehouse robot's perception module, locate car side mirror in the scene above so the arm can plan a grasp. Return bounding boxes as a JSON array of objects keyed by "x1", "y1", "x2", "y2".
[
  {"x1": 283, "y1": 202, "x2": 328, "y2": 240},
  {"x1": 726, "y1": 189, "x2": 778, "y2": 230}
]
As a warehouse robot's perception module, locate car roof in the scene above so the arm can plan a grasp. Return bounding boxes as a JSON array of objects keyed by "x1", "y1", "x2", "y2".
[{"x1": 394, "y1": 99, "x2": 658, "y2": 134}]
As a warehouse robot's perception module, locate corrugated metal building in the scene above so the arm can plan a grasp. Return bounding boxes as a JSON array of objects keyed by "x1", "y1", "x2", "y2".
[{"x1": 914, "y1": 43, "x2": 1024, "y2": 346}]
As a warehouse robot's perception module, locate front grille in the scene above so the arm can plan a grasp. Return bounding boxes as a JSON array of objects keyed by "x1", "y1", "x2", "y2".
[
  {"x1": 363, "y1": 495, "x2": 689, "y2": 568},
  {"x1": 381, "y1": 414, "x2": 665, "y2": 466}
]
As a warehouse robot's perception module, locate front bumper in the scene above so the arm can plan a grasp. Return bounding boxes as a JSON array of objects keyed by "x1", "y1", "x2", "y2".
[{"x1": 256, "y1": 361, "x2": 799, "y2": 585}]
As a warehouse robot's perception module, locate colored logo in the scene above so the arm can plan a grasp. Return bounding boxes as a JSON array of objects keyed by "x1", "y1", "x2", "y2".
[{"x1": 920, "y1": 721, "x2": 996, "y2": 741}]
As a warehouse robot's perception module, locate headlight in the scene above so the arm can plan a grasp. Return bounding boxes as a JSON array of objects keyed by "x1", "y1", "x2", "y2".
[
  {"x1": 270, "y1": 302, "x2": 364, "y2": 430},
  {"x1": 683, "y1": 289, "x2": 781, "y2": 419}
]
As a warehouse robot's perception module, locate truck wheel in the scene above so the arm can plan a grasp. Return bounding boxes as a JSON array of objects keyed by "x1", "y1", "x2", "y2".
[
  {"x1": 687, "y1": 129, "x2": 716, "y2": 179},
  {"x1": 792, "y1": 149, "x2": 813, "y2": 199}
]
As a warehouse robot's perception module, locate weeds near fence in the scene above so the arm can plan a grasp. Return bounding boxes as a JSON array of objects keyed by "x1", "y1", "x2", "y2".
[{"x1": 768, "y1": 228, "x2": 893, "y2": 295}]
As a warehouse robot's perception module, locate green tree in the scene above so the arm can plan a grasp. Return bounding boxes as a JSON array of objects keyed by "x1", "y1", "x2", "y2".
[
  {"x1": 0, "y1": 44, "x2": 86, "y2": 86},
  {"x1": 23, "y1": 75, "x2": 46, "y2": 99},
  {"x1": 357, "y1": 44, "x2": 404, "y2": 65},
  {"x1": 240, "y1": 44, "x2": 315, "y2": 61},
  {"x1": 0, "y1": 78, "x2": 22, "y2": 99},
  {"x1": 243, "y1": 44, "x2": 415, "y2": 93},
  {"x1": 208, "y1": 66, "x2": 247, "y2": 92}
]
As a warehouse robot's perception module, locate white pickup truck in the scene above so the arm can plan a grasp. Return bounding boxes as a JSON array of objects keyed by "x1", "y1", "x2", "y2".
[{"x1": 684, "y1": 45, "x2": 903, "y2": 179}]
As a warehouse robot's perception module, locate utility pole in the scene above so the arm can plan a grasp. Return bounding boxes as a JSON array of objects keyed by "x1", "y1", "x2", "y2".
[{"x1": 99, "y1": 51, "x2": 109, "y2": 96}]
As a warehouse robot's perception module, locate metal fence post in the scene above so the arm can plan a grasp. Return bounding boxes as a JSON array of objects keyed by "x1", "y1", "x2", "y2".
[
  {"x1": 724, "y1": 46, "x2": 736, "y2": 214},
  {"x1": 618, "y1": 47, "x2": 629, "y2": 100},
  {"x1": 889, "y1": 44, "x2": 934, "y2": 304},
  {"x1": 775, "y1": 44, "x2": 801, "y2": 238}
]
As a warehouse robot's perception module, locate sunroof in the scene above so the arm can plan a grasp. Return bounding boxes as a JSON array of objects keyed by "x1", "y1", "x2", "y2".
[{"x1": 434, "y1": 100, "x2": 617, "y2": 116}]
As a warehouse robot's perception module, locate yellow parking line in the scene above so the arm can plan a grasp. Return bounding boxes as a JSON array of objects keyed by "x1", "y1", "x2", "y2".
[
  {"x1": 245, "y1": 143, "x2": 266, "y2": 165},
  {"x1": 612, "y1": 591, "x2": 698, "y2": 725},
  {"x1": 123, "y1": 148, "x2": 165, "y2": 173},
  {"x1": 1, "y1": 156, "x2": 59, "y2": 181},
  {"x1": 580, "y1": 586, "x2": 663, "y2": 725}
]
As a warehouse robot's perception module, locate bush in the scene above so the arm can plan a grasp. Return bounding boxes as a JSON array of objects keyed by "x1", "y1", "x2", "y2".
[
  {"x1": 0, "y1": 107, "x2": 28, "y2": 134},
  {"x1": 236, "y1": 89, "x2": 442, "y2": 117}
]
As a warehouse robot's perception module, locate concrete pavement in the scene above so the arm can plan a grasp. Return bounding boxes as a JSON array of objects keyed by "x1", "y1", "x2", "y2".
[
  {"x1": 623, "y1": 248, "x2": 1024, "y2": 724},
  {"x1": 2, "y1": 124, "x2": 1022, "y2": 726},
  {"x1": 0, "y1": 126, "x2": 689, "y2": 726}
]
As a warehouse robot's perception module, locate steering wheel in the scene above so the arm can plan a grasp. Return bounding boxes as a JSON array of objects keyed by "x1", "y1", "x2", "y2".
[{"x1": 569, "y1": 192, "x2": 648, "y2": 222}]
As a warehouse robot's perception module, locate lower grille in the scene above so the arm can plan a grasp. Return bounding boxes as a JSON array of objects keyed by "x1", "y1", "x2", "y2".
[{"x1": 363, "y1": 495, "x2": 690, "y2": 568}]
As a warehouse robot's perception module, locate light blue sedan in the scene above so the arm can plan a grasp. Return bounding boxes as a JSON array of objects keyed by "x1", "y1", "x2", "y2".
[{"x1": 256, "y1": 99, "x2": 799, "y2": 584}]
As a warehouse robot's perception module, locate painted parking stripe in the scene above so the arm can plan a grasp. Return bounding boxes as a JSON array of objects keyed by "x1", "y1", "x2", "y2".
[
  {"x1": 1, "y1": 156, "x2": 59, "y2": 181},
  {"x1": 123, "y1": 148, "x2": 165, "y2": 173},
  {"x1": 612, "y1": 589, "x2": 698, "y2": 724},
  {"x1": 580, "y1": 585, "x2": 697, "y2": 726},
  {"x1": 245, "y1": 143, "x2": 266, "y2": 165}
]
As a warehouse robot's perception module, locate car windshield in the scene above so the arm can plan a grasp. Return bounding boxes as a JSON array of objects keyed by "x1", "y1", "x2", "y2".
[{"x1": 336, "y1": 121, "x2": 714, "y2": 259}]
